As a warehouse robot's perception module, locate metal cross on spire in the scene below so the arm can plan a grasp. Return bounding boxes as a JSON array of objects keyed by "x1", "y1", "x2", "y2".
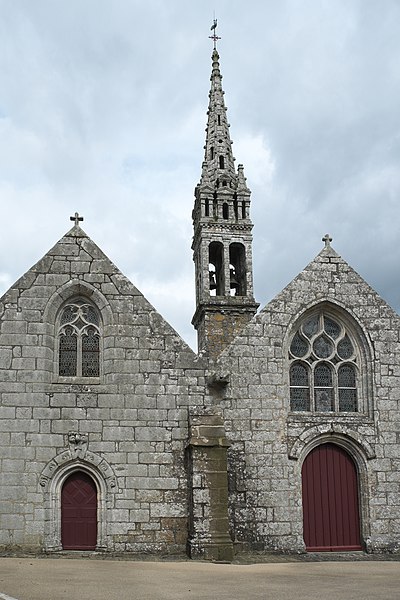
[
  {"x1": 70, "y1": 212, "x2": 84, "y2": 227},
  {"x1": 209, "y1": 19, "x2": 221, "y2": 49}
]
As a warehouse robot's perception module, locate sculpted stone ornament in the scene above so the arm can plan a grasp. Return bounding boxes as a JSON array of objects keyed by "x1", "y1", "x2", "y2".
[
  {"x1": 40, "y1": 445, "x2": 118, "y2": 493},
  {"x1": 68, "y1": 432, "x2": 88, "y2": 459},
  {"x1": 39, "y1": 459, "x2": 58, "y2": 487}
]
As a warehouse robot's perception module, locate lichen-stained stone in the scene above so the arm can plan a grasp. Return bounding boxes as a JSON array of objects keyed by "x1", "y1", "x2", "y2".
[
  {"x1": 2, "y1": 224, "x2": 400, "y2": 557},
  {"x1": 215, "y1": 243, "x2": 400, "y2": 554},
  {"x1": 0, "y1": 222, "x2": 207, "y2": 555}
]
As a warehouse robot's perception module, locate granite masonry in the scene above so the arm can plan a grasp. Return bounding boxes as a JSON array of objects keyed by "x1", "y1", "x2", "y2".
[{"x1": 1, "y1": 46, "x2": 400, "y2": 559}]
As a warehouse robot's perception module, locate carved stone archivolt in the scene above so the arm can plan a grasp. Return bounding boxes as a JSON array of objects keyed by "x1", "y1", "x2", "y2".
[
  {"x1": 39, "y1": 433, "x2": 117, "y2": 492},
  {"x1": 288, "y1": 423, "x2": 376, "y2": 461}
]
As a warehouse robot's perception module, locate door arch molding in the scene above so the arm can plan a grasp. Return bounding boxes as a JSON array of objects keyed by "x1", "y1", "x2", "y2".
[
  {"x1": 289, "y1": 425, "x2": 376, "y2": 461},
  {"x1": 40, "y1": 454, "x2": 117, "y2": 552}
]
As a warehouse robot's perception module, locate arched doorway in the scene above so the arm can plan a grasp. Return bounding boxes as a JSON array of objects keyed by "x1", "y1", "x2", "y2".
[
  {"x1": 61, "y1": 471, "x2": 97, "y2": 550},
  {"x1": 302, "y1": 443, "x2": 361, "y2": 551}
]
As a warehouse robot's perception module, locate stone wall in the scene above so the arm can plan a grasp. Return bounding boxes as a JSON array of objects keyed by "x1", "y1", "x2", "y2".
[
  {"x1": 194, "y1": 303, "x2": 256, "y2": 359},
  {"x1": 216, "y1": 245, "x2": 400, "y2": 553},
  {"x1": 2, "y1": 229, "x2": 400, "y2": 557},
  {"x1": 0, "y1": 225, "x2": 208, "y2": 553}
]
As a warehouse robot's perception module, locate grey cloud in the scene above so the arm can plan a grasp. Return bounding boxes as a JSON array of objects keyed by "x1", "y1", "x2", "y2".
[{"x1": 1, "y1": 1, "x2": 399, "y2": 350}]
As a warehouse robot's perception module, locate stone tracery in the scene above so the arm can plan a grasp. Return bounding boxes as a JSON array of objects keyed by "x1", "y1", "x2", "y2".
[{"x1": 289, "y1": 311, "x2": 359, "y2": 413}]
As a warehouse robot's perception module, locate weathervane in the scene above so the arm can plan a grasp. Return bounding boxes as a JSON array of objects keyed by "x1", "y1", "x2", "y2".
[{"x1": 209, "y1": 18, "x2": 221, "y2": 49}]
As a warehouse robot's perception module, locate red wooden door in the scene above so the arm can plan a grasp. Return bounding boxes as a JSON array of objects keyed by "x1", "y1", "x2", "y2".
[
  {"x1": 302, "y1": 443, "x2": 361, "y2": 551},
  {"x1": 61, "y1": 471, "x2": 97, "y2": 550}
]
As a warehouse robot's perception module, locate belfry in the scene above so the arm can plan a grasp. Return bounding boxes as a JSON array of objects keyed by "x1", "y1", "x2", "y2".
[{"x1": 191, "y1": 43, "x2": 259, "y2": 358}]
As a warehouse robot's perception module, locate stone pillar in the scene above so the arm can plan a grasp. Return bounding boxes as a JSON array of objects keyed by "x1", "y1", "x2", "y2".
[{"x1": 187, "y1": 410, "x2": 233, "y2": 562}]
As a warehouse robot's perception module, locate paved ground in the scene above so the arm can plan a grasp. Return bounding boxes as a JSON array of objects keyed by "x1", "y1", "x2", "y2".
[{"x1": 0, "y1": 557, "x2": 399, "y2": 600}]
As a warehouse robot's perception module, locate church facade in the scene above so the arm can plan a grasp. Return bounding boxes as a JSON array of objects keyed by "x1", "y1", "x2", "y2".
[{"x1": 1, "y1": 46, "x2": 400, "y2": 560}]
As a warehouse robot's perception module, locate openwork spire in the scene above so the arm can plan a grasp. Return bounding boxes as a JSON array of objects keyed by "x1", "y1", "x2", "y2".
[
  {"x1": 192, "y1": 41, "x2": 258, "y2": 358},
  {"x1": 199, "y1": 49, "x2": 245, "y2": 191}
]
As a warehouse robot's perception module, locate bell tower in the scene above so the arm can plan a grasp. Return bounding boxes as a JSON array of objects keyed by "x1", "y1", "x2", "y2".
[{"x1": 192, "y1": 39, "x2": 259, "y2": 358}]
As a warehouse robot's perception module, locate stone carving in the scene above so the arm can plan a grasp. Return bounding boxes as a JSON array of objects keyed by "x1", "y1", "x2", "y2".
[
  {"x1": 69, "y1": 384, "x2": 91, "y2": 393},
  {"x1": 39, "y1": 447, "x2": 118, "y2": 493},
  {"x1": 288, "y1": 423, "x2": 376, "y2": 460},
  {"x1": 68, "y1": 432, "x2": 88, "y2": 459}
]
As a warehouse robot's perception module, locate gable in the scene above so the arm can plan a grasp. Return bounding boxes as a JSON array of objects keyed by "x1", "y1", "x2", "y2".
[
  {"x1": 215, "y1": 244, "x2": 400, "y2": 367},
  {"x1": 0, "y1": 224, "x2": 199, "y2": 379}
]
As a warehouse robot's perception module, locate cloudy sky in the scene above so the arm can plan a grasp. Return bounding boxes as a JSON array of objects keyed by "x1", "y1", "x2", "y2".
[{"x1": 1, "y1": 1, "x2": 400, "y2": 350}]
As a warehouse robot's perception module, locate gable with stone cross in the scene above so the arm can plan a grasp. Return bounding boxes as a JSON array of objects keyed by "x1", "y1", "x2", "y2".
[{"x1": 70, "y1": 212, "x2": 83, "y2": 227}]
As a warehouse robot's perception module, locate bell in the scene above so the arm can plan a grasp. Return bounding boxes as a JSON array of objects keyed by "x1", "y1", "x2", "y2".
[
  {"x1": 209, "y1": 271, "x2": 217, "y2": 290},
  {"x1": 230, "y1": 268, "x2": 240, "y2": 291}
]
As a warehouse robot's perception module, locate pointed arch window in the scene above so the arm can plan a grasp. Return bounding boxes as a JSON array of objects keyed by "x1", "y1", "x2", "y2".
[
  {"x1": 289, "y1": 362, "x2": 310, "y2": 411},
  {"x1": 289, "y1": 312, "x2": 361, "y2": 413},
  {"x1": 58, "y1": 300, "x2": 100, "y2": 377}
]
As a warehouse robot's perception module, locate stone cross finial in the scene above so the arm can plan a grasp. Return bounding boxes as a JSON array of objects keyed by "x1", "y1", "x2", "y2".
[
  {"x1": 70, "y1": 212, "x2": 83, "y2": 227},
  {"x1": 322, "y1": 233, "x2": 332, "y2": 248}
]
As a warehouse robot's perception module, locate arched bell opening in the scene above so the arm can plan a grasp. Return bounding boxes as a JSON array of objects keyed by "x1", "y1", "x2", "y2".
[
  {"x1": 209, "y1": 242, "x2": 224, "y2": 296},
  {"x1": 229, "y1": 243, "x2": 246, "y2": 296}
]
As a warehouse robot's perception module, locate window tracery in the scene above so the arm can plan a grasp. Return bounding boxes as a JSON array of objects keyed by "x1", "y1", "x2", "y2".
[
  {"x1": 58, "y1": 300, "x2": 100, "y2": 377},
  {"x1": 289, "y1": 312, "x2": 359, "y2": 413}
]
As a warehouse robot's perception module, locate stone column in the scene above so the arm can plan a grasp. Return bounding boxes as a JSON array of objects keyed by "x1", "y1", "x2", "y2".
[{"x1": 187, "y1": 410, "x2": 233, "y2": 562}]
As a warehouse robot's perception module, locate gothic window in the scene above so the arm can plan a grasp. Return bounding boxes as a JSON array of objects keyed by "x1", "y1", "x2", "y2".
[
  {"x1": 289, "y1": 362, "x2": 310, "y2": 411},
  {"x1": 219, "y1": 155, "x2": 225, "y2": 169},
  {"x1": 289, "y1": 312, "x2": 359, "y2": 413},
  {"x1": 314, "y1": 363, "x2": 334, "y2": 412},
  {"x1": 338, "y1": 364, "x2": 357, "y2": 411},
  {"x1": 58, "y1": 299, "x2": 100, "y2": 377}
]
